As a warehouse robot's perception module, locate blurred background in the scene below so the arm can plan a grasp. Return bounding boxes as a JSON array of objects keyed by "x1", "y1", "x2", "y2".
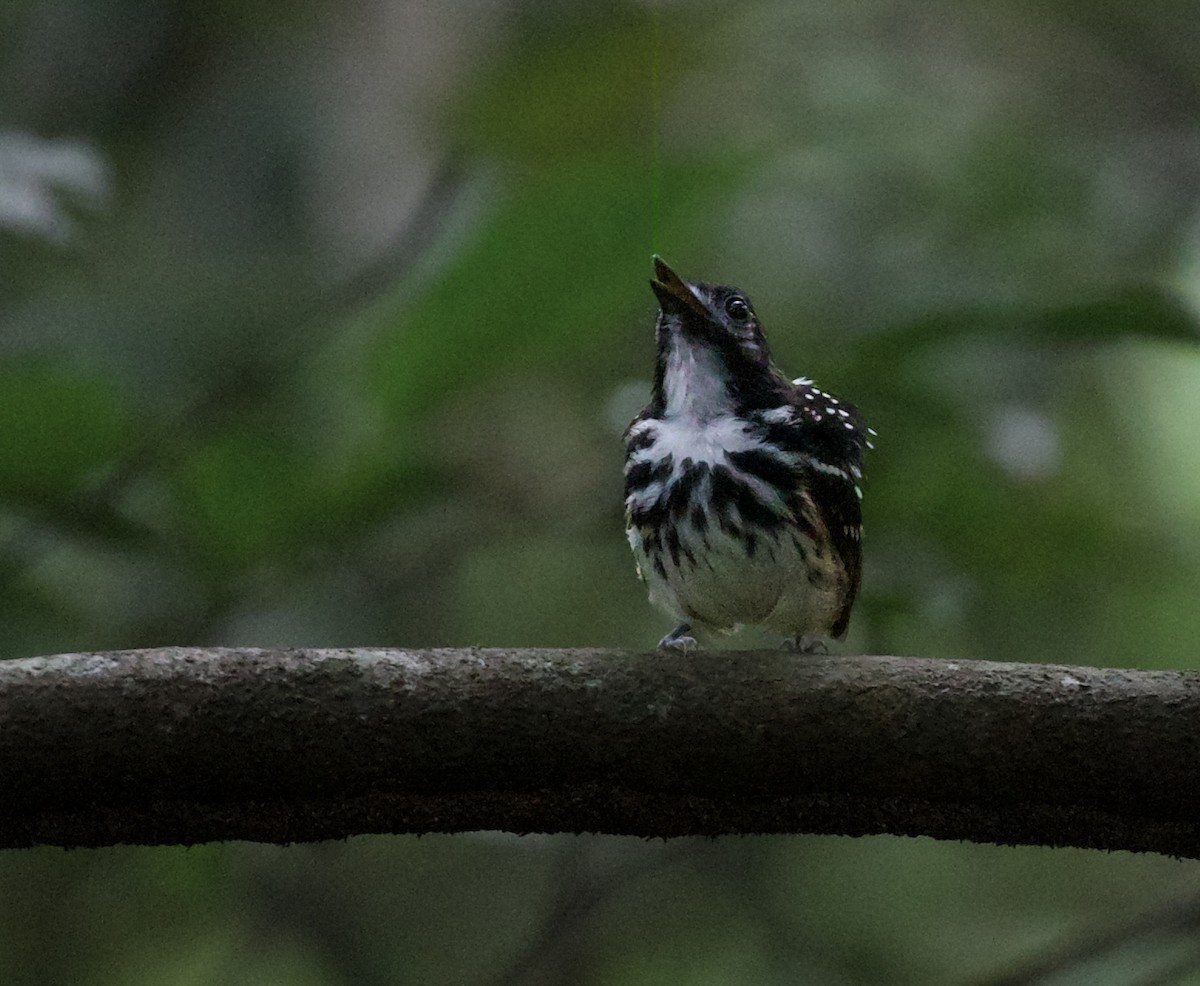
[{"x1": 4, "y1": 0, "x2": 1200, "y2": 982}]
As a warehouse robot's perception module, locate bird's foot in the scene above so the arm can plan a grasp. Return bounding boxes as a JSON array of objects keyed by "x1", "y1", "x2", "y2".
[
  {"x1": 782, "y1": 635, "x2": 828, "y2": 654},
  {"x1": 658, "y1": 623, "x2": 698, "y2": 654}
]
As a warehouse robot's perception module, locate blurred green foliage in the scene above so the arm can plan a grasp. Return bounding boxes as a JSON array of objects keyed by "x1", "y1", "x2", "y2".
[
  {"x1": 4, "y1": 0, "x2": 1200, "y2": 982},
  {"x1": 0, "y1": 360, "x2": 131, "y2": 499}
]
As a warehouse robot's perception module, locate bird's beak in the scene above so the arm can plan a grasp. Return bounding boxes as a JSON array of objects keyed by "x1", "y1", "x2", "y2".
[{"x1": 650, "y1": 256, "x2": 707, "y2": 318}]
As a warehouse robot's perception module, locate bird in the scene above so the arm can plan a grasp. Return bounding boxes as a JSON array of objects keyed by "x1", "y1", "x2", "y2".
[{"x1": 623, "y1": 256, "x2": 873, "y2": 653}]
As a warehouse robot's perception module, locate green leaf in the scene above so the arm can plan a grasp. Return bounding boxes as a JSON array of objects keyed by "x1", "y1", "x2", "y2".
[
  {"x1": 172, "y1": 431, "x2": 313, "y2": 569},
  {"x1": 865, "y1": 284, "x2": 1200, "y2": 359},
  {"x1": 365, "y1": 156, "x2": 743, "y2": 422},
  {"x1": 1026, "y1": 285, "x2": 1200, "y2": 342},
  {"x1": 0, "y1": 359, "x2": 130, "y2": 500}
]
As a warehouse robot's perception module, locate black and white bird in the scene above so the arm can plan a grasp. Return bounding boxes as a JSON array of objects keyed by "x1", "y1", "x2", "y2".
[{"x1": 624, "y1": 257, "x2": 873, "y2": 652}]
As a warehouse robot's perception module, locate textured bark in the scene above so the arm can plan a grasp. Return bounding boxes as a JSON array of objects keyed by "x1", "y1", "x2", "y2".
[{"x1": 1, "y1": 647, "x2": 1199, "y2": 855}]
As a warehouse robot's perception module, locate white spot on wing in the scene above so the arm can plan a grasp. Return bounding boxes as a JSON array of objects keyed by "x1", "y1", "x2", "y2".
[
  {"x1": 760, "y1": 406, "x2": 793, "y2": 424},
  {"x1": 799, "y1": 454, "x2": 852, "y2": 481}
]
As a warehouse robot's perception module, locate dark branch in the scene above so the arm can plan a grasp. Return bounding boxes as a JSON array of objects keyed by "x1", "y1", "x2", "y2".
[{"x1": 3, "y1": 648, "x2": 1200, "y2": 855}]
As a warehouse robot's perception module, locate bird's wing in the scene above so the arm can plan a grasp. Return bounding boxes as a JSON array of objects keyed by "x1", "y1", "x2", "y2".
[{"x1": 759, "y1": 386, "x2": 870, "y2": 639}]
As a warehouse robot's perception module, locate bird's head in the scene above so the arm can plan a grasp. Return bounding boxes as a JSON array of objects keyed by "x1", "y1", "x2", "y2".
[{"x1": 649, "y1": 256, "x2": 783, "y2": 417}]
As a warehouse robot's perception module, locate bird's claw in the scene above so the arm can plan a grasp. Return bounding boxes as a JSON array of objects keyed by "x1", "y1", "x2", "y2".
[{"x1": 658, "y1": 624, "x2": 698, "y2": 654}]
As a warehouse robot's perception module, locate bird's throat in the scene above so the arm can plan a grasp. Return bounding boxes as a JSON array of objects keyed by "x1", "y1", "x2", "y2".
[{"x1": 660, "y1": 334, "x2": 732, "y2": 422}]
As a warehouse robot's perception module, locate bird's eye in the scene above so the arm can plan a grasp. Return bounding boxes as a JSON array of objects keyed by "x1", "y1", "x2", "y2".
[{"x1": 724, "y1": 296, "x2": 750, "y2": 322}]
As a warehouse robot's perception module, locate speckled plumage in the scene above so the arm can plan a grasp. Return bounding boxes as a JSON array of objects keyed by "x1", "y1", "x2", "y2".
[{"x1": 623, "y1": 258, "x2": 872, "y2": 652}]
